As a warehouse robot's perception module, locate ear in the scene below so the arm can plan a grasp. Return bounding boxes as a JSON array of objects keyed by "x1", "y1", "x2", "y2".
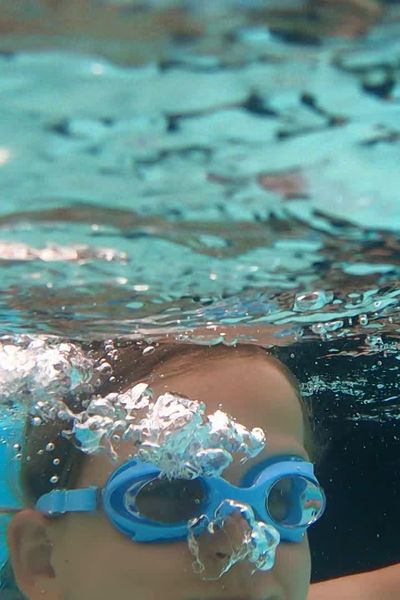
[{"x1": 7, "y1": 509, "x2": 63, "y2": 599}]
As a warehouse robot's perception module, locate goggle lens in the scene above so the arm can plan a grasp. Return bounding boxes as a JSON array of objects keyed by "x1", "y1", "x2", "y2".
[
  {"x1": 266, "y1": 475, "x2": 325, "y2": 528},
  {"x1": 125, "y1": 477, "x2": 206, "y2": 524}
]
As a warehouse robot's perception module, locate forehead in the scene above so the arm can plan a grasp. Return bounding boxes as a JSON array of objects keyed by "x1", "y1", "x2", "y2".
[
  {"x1": 154, "y1": 351, "x2": 303, "y2": 437},
  {"x1": 79, "y1": 351, "x2": 306, "y2": 487}
]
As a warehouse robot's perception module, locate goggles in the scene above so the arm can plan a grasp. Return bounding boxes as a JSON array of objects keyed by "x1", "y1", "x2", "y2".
[{"x1": 35, "y1": 454, "x2": 325, "y2": 544}]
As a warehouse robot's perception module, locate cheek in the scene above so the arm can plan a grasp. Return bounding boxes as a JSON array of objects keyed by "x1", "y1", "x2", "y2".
[
  {"x1": 51, "y1": 515, "x2": 311, "y2": 600},
  {"x1": 273, "y1": 537, "x2": 311, "y2": 600},
  {"x1": 51, "y1": 513, "x2": 195, "y2": 600}
]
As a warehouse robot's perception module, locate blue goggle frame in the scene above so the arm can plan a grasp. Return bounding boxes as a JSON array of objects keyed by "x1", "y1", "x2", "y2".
[{"x1": 35, "y1": 455, "x2": 326, "y2": 544}]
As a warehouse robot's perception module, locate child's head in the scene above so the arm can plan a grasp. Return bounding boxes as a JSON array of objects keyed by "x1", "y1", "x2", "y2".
[{"x1": 4, "y1": 342, "x2": 322, "y2": 600}]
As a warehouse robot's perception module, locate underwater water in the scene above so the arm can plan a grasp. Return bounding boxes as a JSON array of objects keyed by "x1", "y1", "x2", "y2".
[{"x1": 1, "y1": 0, "x2": 400, "y2": 593}]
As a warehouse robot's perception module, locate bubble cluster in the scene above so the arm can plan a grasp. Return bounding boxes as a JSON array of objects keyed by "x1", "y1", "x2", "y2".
[
  {"x1": 0, "y1": 334, "x2": 96, "y2": 412},
  {"x1": 69, "y1": 387, "x2": 266, "y2": 478},
  {"x1": 0, "y1": 334, "x2": 266, "y2": 482},
  {"x1": 135, "y1": 393, "x2": 265, "y2": 478},
  {"x1": 187, "y1": 499, "x2": 280, "y2": 580},
  {"x1": 0, "y1": 334, "x2": 265, "y2": 479}
]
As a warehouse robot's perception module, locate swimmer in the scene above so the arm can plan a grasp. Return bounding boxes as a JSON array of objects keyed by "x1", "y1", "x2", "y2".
[
  {"x1": 1, "y1": 342, "x2": 325, "y2": 600},
  {"x1": 1, "y1": 341, "x2": 398, "y2": 599}
]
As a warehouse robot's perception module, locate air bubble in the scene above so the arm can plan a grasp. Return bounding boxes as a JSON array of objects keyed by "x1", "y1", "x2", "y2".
[
  {"x1": 13, "y1": 443, "x2": 21, "y2": 451},
  {"x1": 311, "y1": 323, "x2": 327, "y2": 336},
  {"x1": 143, "y1": 346, "x2": 155, "y2": 355},
  {"x1": 293, "y1": 290, "x2": 333, "y2": 312},
  {"x1": 366, "y1": 335, "x2": 384, "y2": 347},
  {"x1": 53, "y1": 458, "x2": 61, "y2": 465},
  {"x1": 50, "y1": 476, "x2": 59, "y2": 484},
  {"x1": 57, "y1": 409, "x2": 70, "y2": 420},
  {"x1": 325, "y1": 320, "x2": 344, "y2": 332},
  {"x1": 32, "y1": 417, "x2": 42, "y2": 426},
  {"x1": 97, "y1": 361, "x2": 112, "y2": 374},
  {"x1": 359, "y1": 314, "x2": 369, "y2": 326},
  {"x1": 347, "y1": 292, "x2": 362, "y2": 302},
  {"x1": 46, "y1": 443, "x2": 55, "y2": 452}
]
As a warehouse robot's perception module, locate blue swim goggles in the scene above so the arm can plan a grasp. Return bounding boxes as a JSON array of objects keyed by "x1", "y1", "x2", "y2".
[{"x1": 35, "y1": 455, "x2": 326, "y2": 544}]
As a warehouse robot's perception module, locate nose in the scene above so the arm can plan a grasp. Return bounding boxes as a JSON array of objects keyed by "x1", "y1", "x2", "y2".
[
  {"x1": 192, "y1": 544, "x2": 283, "y2": 600},
  {"x1": 187, "y1": 499, "x2": 280, "y2": 581}
]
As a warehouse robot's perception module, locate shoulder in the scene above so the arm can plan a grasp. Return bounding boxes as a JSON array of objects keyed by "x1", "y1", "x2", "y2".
[{"x1": 308, "y1": 564, "x2": 400, "y2": 600}]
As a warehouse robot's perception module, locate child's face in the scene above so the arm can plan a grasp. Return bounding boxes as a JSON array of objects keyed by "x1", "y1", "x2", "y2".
[{"x1": 12, "y1": 352, "x2": 311, "y2": 600}]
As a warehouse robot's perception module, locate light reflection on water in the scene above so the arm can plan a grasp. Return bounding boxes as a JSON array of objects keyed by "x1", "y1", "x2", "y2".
[{"x1": 0, "y1": 20, "x2": 399, "y2": 340}]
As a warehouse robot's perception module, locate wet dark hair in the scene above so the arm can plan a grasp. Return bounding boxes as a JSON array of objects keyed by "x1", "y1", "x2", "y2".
[{"x1": 0, "y1": 341, "x2": 325, "y2": 598}]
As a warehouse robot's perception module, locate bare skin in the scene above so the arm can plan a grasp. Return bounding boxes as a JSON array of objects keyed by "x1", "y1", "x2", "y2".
[
  {"x1": 8, "y1": 349, "x2": 312, "y2": 600},
  {"x1": 308, "y1": 564, "x2": 400, "y2": 599}
]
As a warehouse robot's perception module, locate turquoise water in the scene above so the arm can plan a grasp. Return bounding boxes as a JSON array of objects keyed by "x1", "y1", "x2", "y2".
[
  {"x1": 0, "y1": 422, "x2": 21, "y2": 564},
  {"x1": 1, "y1": 0, "x2": 400, "y2": 591}
]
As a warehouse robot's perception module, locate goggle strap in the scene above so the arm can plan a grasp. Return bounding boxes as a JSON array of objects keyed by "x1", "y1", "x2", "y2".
[{"x1": 35, "y1": 486, "x2": 98, "y2": 515}]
